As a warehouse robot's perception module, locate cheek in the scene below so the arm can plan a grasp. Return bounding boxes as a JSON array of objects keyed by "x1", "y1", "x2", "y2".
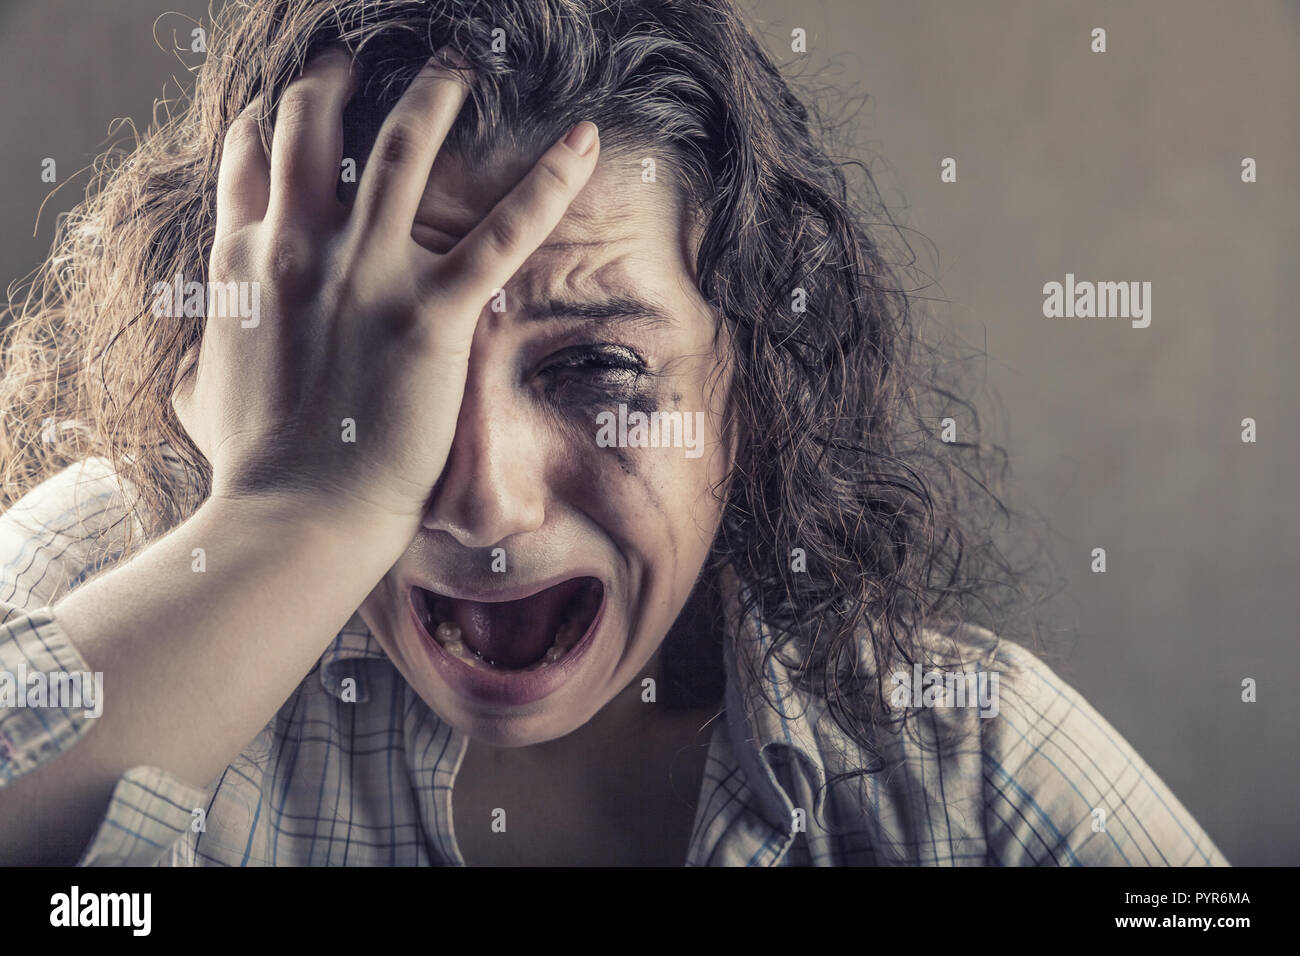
[{"x1": 545, "y1": 384, "x2": 730, "y2": 587}]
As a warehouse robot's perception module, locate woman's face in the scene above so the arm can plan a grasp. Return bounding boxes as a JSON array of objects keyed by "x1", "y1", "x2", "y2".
[{"x1": 358, "y1": 146, "x2": 733, "y2": 747}]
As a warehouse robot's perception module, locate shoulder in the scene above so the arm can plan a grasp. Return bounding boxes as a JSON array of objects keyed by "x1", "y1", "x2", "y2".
[
  {"x1": 970, "y1": 628, "x2": 1228, "y2": 866},
  {"x1": 0, "y1": 456, "x2": 142, "y2": 614},
  {"x1": 805, "y1": 621, "x2": 1228, "y2": 865}
]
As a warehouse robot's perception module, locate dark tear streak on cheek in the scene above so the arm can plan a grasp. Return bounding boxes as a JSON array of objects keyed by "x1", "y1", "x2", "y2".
[
  {"x1": 622, "y1": 448, "x2": 680, "y2": 595},
  {"x1": 611, "y1": 446, "x2": 636, "y2": 477},
  {"x1": 598, "y1": 416, "x2": 679, "y2": 574},
  {"x1": 569, "y1": 384, "x2": 692, "y2": 583}
]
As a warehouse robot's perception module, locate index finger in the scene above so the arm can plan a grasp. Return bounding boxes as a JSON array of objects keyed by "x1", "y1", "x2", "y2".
[
  {"x1": 350, "y1": 50, "x2": 474, "y2": 242},
  {"x1": 434, "y1": 121, "x2": 600, "y2": 309}
]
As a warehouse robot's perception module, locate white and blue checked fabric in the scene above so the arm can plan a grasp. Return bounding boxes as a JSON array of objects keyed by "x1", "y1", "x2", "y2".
[{"x1": 0, "y1": 457, "x2": 1228, "y2": 866}]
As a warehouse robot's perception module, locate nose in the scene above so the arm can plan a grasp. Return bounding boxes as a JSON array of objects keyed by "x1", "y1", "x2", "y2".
[{"x1": 420, "y1": 370, "x2": 546, "y2": 548}]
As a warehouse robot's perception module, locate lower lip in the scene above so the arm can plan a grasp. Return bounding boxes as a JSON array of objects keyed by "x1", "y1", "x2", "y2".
[{"x1": 406, "y1": 587, "x2": 606, "y2": 707}]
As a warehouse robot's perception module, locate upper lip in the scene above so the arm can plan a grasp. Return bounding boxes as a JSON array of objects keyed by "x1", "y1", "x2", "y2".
[{"x1": 408, "y1": 570, "x2": 607, "y2": 605}]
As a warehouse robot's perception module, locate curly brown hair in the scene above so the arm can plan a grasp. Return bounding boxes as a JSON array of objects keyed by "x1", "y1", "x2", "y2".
[{"x1": 0, "y1": 0, "x2": 1054, "y2": 771}]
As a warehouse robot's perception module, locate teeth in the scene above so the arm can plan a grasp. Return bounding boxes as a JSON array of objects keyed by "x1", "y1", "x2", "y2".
[{"x1": 429, "y1": 614, "x2": 595, "y2": 671}]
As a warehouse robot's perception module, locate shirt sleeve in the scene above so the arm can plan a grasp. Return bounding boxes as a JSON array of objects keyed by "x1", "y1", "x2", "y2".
[
  {"x1": 979, "y1": 640, "x2": 1229, "y2": 866},
  {"x1": 0, "y1": 456, "x2": 209, "y2": 866}
]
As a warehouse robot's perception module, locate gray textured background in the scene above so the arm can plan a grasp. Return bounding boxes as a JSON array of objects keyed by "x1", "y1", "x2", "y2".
[{"x1": 1, "y1": 0, "x2": 1294, "y2": 864}]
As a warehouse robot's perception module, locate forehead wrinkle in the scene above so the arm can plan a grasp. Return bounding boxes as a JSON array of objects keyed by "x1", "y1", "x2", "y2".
[
  {"x1": 539, "y1": 236, "x2": 635, "y2": 250},
  {"x1": 513, "y1": 242, "x2": 628, "y2": 298},
  {"x1": 504, "y1": 250, "x2": 683, "y2": 333},
  {"x1": 534, "y1": 311, "x2": 677, "y2": 335},
  {"x1": 416, "y1": 152, "x2": 701, "y2": 330}
]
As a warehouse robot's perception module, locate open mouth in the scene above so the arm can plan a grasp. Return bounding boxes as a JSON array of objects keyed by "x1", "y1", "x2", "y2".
[{"x1": 412, "y1": 577, "x2": 604, "y2": 673}]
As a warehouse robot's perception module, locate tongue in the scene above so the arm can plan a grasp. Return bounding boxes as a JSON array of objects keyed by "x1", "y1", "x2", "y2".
[{"x1": 450, "y1": 578, "x2": 591, "y2": 669}]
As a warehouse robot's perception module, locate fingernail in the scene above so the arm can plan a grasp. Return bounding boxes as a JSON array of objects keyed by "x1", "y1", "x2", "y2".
[{"x1": 563, "y1": 121, "x2": 598, "y2": 156}]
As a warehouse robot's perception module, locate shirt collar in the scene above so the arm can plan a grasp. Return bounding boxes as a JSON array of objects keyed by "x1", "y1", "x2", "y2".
[
  {"x1": 317, "y1": 612, "x2": 387, "y2": 703},
  {"x1": 714, "y1": 566, "x2": 832, "y2": 853}
]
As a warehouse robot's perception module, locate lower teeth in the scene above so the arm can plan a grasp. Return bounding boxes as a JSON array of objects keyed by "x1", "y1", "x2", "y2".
[{"x1": 425, "y1": 615, "x2": 587, "y2": 671}]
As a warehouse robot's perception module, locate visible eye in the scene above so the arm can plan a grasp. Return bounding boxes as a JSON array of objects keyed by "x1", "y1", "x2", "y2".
[{"x1": 538, "y1": 344, "x2": 648, "y2": 403}]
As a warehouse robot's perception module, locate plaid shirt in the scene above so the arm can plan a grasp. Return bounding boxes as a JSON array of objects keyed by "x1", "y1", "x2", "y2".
[{"x1": 0, "y1": 457, "x2": 1228, "y2": 866}]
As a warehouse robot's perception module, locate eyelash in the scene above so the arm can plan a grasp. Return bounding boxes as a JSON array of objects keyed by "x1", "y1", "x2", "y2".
[{"x1": 537, "y1": 344, "x2": 649, "y2": 404}]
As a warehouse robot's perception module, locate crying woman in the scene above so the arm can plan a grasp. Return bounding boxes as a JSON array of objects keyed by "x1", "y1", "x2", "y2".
[{"x1": 0, "y1": 0, "x2": 1226, "y2": 867}]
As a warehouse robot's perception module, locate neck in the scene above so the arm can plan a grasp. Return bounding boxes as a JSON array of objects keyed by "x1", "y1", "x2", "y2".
[{"x1": 527, "y1": 642, "x2": 671, "y2": 763}]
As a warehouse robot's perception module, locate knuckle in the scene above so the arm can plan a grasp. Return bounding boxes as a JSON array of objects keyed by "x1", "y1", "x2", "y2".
[
  {"x1": 209, "y1": 238, "x2": 248, "y2": 278},
  {"x1": 223, "y1": 114, "x2": 262, "y2": 157},
  {"x1": 262, "y1": 231, "x2": 315, "y2": 285},
  {"x1": 274, "y1": 87, "x2": 320, "y2": 134},
  {"x1": 533, "y1": 156, "x2": 572, "y2": 191},
  {"x1": 371, "y1": 120, "x2": 425, "y2": 170},
  {"x1": 270, "y1": 99, "x2": 318, "y2": 188},
  {"x1": 483, "y1": 211, "x2": 522, "y2": 256}
]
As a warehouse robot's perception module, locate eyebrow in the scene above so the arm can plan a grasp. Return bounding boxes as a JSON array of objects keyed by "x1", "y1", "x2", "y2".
[{"x1": 519, "y1": 294, "x2": 677, "y2": 329}]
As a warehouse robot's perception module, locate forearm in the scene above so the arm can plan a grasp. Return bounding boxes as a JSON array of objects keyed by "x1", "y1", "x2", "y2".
[{"x1": 0, "y1": 494, "x2": 408, "y2": 865}]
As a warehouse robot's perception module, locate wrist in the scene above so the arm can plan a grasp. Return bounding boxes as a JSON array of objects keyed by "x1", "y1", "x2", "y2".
[{"x1": 198, "y1": 488, "x2": 419, "y2": 564}]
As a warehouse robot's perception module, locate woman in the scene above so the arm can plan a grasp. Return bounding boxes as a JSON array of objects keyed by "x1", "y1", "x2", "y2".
[{"x1": 0, "y1": 0, "x2": 1225, "y2": 866}]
